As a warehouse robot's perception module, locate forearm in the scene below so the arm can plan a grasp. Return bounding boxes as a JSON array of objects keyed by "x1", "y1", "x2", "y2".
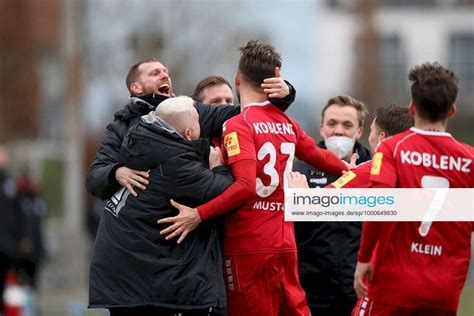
[
  {"x1": 269, "y1": 80, "x2": 295, "y2": 112},
  {"x1": 195, "y1": 103, "x2": 240, "y2": 139},
  {"x1": 301, "y1": 146, "x2": 347, "y2": 176},
  {"x1": 85, "y1": 162, "x2": 122, "y2": 199},
  {"x1": 358, "y1": 222, "x2": 383, "y2": 262},
  {"x1": 197, "y1": 159, "x2": 256, "y2": 220}
]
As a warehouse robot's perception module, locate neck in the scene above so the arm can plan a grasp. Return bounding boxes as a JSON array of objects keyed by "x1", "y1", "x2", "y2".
[
  {"x1": 239, "y1": 88, "x2": 268, "y2": 111},
  {"x1": 135, "y1": 93, "x2": 170, "y2": 107},
  {"x1": 414, "y1": 117, "x2": 447, "y2": 133}
]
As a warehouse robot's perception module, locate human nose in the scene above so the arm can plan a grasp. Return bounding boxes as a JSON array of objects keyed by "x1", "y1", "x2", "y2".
[{"x1": 334, "y1": 125, "x2": 345, "y2": 136}]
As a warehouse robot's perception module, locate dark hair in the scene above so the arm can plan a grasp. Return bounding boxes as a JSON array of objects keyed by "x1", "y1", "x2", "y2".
[
  {"x1": 408, "y1": 62, "x2": 459, "y2": 123},
  {"x1": 191, "y1": 75, "x2": 232, "y2": 103},
  {"x1": 321, "y1": 95, "x2": 368, "y2": 127},
  {"x1": 238, "y1": 40, "x2": 281, "y2": 88},
  {"x1": 374, "y1": 104, "x2": 414, "y2": 136},
  {"x1": 125, "y1": 57, "x2": 159, "y2": 94}
]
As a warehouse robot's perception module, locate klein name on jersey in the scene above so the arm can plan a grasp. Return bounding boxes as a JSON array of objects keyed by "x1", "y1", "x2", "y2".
[
  {"x1": 411, "y1": 242, "x2": 442, "y2": 256},
  {"x1": 253, "y1": 200, "x2": 284, "y2": 211},
  {"x1": 253, "y1": 122, "x2": 295, "y2": 135},
  {"x1": 400, "y1": 150, "x2": 471, "y2": 173}
]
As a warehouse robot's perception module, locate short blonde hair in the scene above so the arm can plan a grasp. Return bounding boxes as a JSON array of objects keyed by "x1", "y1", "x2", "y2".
[{"x1": 155, "y1": 96, "x2": 196, "y2": 133}]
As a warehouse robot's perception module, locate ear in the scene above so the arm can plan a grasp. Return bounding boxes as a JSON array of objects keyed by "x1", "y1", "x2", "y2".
[
  {"x1": 379, "y1": 131, "x2": 387, "y2": 141},
  {"x1": 235, "y1": 73, "x2": 241, "y2": 87},
  {"x1": 409, "y1": 101, "x2": 416, "y2": 116},
  {"x1": 183, "y1": 128, "x2": 192, "y2": 141},
  {"x1": 447, "y1": 104, "x2": 456, "y2": 118},
  {"x1": 355, "y1": 126, "x2": 363, "y2": 140},
  {"x1": 130, "y1": 82, "x2": 142, "y2": 96},
  {"x1": 319, "y1": 122, "x2": 325, "y2": 139}
]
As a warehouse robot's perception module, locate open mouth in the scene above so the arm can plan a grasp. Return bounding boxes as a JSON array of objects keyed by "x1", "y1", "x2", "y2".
[{"x1": 158, "y1": 83, "x2": 170, "y2": 95}]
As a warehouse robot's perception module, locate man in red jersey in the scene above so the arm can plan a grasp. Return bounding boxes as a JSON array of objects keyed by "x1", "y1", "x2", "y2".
[
  {"x1": 288, "y1": 105, "x2": 414, "y2": 316},
  {"x1": 354, "y1": 62, "x2": 473, "y2": 316},
  {"x1": 158, "y1": 40, "x2": 348, "y2": 315}
]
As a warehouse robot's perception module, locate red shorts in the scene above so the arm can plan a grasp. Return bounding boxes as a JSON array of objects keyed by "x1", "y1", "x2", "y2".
[
  {"x1": 352, "y1": 297, "x2": 456, "y2": 316},
  {"x1": 223, "y1": 252, "x2": 310, "y2": 316}
]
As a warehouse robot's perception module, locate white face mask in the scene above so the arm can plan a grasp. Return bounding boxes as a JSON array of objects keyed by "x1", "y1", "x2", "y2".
[{"x1": 324, "y1": 135, "x2": 356, "y2": 159}]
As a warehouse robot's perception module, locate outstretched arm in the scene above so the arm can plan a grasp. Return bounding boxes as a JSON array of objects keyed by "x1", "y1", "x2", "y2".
[
  {"x1": 157, "y1": 159, "x2": 256, "y2": 243},
  {"x1": 264, "y1": 67, "x2": 296, "y2": 112},
  {"x1": 196, "y1": 70, "x2": 295, "y2": 139}
]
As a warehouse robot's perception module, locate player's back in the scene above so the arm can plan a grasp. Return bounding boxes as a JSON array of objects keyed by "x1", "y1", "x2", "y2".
[
  {"x1": 222, "y1": 101, "x2": 299, "y2": 255},
  {"x1": 387, "y1": 128, "x2": 471, "y2": 188},
  {"x1": 369, "y1": 127, "x2": 473, "y2": 310}
]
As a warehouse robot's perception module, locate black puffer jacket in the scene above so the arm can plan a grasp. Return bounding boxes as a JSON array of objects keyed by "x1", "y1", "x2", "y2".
[
  {"x1": 293, "y1": 141, "x2": 371, "y2": 309},
  {"x1": 85, "y1": 95, "x2": 239, "y2": 199},
  {"x1": 85, "y1": 83, "x2": 295, "y2": 200},
  {"x1": 89, "y1": 113, "x2": 233, "y2": 309}
]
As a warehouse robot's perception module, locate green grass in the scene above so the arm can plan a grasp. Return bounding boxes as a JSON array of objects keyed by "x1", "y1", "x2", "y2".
[{"x1": 458, "y1": 280, "x2": 474, "y2": 316}]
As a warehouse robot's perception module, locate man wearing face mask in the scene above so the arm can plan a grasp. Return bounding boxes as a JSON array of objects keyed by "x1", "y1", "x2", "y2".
[{"x1": 292, "y1": 95, "x2": 371, "y2": 316}]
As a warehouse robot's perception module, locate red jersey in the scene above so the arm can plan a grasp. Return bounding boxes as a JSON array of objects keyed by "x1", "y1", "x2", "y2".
[
  {"x1": 221, "y1": 101, "x2": 345, "y2": 255},
  {"x1": 363, "y1": 128, "x2": 474, "y2": 310}
]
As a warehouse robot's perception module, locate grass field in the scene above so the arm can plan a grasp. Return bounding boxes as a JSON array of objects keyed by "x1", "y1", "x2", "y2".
[{"x1": 458, "y1": 281, "x2": 474, "y2": 316}]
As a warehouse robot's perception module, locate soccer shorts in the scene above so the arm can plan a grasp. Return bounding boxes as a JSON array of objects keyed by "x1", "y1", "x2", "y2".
[
  {"x1": 223, "y1": 252, "x2": 310, "y2": 316},
  {"x1": 352, "y1": 297, "x2": 456, "y2": 316}
]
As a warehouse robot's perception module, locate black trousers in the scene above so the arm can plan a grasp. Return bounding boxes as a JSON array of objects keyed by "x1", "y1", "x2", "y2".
[
  {"x1": 0, "y1": 252, "x2": 12, "y2": 313},
  {"x1": 109, "y1": 306, "x2": 216, "y2": 316}
]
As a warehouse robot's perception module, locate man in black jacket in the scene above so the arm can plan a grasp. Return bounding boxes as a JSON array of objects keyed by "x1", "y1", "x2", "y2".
[
  {"x1": 293, "y1": 95, "x2": 371, "y2": 316},
  {"x1": 89, "y1": 96, "x2": 234, "y2": 315},
  {"x1": 85, "y1": 57, "x2": 295, "y2": 200},
  {"x1": 0, "y1": 147, "x2": 23, "y2": 314}
]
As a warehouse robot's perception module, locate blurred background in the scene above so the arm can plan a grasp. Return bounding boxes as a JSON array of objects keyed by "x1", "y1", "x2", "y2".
[{"x1": 0, "y1": 0, "x2": 473, "y2": 315}]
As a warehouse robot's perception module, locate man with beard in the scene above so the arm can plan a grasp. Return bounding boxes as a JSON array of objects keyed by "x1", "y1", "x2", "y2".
[{"x1": 86, "y1": 58, "x2": 295, "y2": 200}]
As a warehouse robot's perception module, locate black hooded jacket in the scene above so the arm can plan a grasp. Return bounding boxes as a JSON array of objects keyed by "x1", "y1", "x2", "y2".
[
  {"x1": 292, "y1": 140, "x2": 371, "y2": 308},
  {"x1": 85, "y1": 95, "x2": 239, "y2": 199},
  {"x1": 85, "y1": 82, "x2": 295, "y2": 200},
  {"x1": 89, "y1": 113, "x2": 233, "y2": 309}
]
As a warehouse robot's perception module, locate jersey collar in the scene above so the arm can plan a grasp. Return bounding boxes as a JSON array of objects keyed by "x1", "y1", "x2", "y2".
[
  {"x1": 243, "y1": 100, "x2": 271, "y2": 108},
  {"x1": 410, "y1": 127, "x2": 452, "y2": 137}
]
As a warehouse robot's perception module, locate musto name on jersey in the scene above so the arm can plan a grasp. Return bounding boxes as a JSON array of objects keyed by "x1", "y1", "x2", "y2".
[
  {"x1": 253, "y1": 122, "x2": 295, "y2": 135},
  {"x1": 400, "y1": 150, "x2": 471, "y2": 172},
  {"x1": 253, "y1": 200, "x2": 284, "y2": 211}
]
